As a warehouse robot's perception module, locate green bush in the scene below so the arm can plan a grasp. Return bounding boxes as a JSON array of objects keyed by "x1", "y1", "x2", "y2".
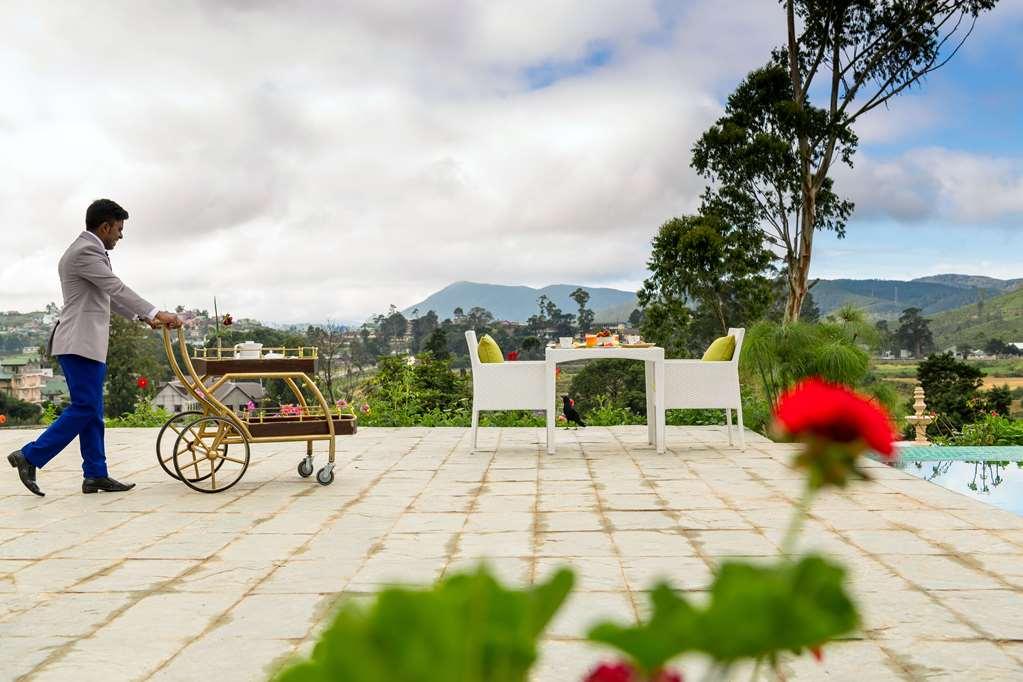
[
  {"x1": 742, "y1": 320, "x2": 870, "y2": 406},
  {"x1": 985, "y1": 384, "x2": 1012, "y2": 417},
  {"x1": 351, "y1": 354, "x2": 545, "y2": 428},
  {"x1": 0, "y1": 391, "x2": 43, "y2": 425},
  {"x1": 40, "y1": 403, "x2": 61, "y2": 426},
  {"x1": 105, "y1": 398, "x2": 172, "y2": 428},
  {"x1": 952, "y1": 414, "x2": 1023, "y2": 446},
  {"x1": 585, "y1": 395, "x2": 644, "y2": 426},
  {"x1": 914, "y1": 352, "x2": 984, "y2": 431},
  {"x1": 569, "y1": 360, "x2": 648, "y2": 415}
]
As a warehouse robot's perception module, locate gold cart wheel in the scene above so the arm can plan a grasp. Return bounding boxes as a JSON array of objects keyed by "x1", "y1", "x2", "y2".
[
  {"x1": 172, "y1": 416, "x2": 250, "y2": 493},
  {"x1": 156, "y1": 411, "x2": 225, "y2": 482}
]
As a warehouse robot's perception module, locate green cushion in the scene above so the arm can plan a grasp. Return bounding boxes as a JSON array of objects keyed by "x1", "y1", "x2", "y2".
[
  {"x1": 477, "y1": 334, "x2": 504, "y2": 363},
  {"x1": 702, "y1": 335, "x2": 736, "y2": 361}
]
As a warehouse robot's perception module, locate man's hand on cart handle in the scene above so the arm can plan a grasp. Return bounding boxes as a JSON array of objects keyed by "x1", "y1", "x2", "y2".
[{"x1": 149, "y1": 311, "x2": 184, "y2": 329}]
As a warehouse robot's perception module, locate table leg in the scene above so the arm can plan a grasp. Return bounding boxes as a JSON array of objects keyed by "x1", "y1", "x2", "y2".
[
  {"x1": 546, "y1": 357, "x2": 557, "y2": 455},
  {"x1": 655, "y1": 358, "x2": 665, "y2": 453},
  {"x1": 645, "y1": 360, "x2": 655, "y2": 446}
]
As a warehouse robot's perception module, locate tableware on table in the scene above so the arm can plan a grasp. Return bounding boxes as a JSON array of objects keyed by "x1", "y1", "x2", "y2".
[{"x1": 559, "y1": 337, "x2": 573, "y2": 349}]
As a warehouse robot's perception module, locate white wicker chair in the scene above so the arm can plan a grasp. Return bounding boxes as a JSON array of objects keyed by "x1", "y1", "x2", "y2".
[
  {"x1": 663, "y1": 327, "x2": 746, "y2": 449},
  {"x1": 465, "y1": 330, "x2": 549, "y2": 451}
]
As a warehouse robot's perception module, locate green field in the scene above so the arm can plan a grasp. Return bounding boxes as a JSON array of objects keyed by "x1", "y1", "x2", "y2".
[{"x1": 873, "y1": 358, "x2": 1023, "y2": 379}]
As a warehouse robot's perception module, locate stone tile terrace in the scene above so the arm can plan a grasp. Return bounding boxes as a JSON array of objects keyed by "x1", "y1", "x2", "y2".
[{"x1": 2, "y1": 426, "x2": 1023, "y2": 680}]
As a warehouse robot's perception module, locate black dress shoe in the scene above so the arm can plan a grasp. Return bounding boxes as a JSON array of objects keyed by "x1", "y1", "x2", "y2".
[
  {"x1": 8, "y1": 450, "x2": 43, "y2": 497},
  {"x1": 82, "y1": 476, "x2": 136, "y2": 494}
]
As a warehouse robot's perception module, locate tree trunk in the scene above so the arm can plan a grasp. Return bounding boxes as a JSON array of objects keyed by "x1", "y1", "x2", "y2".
[
  {"x1": 715, "y1": 295, "x2": 728, "y2": 335},
  {"x1": 784, "y1": 268, "x2": 803, "y2": 324},
  {"x1": 784, "y1": 188, "x2": 818, "y2": 323}
]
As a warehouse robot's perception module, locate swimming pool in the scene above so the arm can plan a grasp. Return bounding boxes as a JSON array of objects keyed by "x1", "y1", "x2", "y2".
[{"x1": 892, "y1": 445, "x2": 1023, "y2": 516}]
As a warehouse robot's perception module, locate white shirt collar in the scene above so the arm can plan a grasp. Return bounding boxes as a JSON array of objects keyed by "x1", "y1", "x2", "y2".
[{"x1": 81, "y1": 230, "x2": 105, "y2": 250}]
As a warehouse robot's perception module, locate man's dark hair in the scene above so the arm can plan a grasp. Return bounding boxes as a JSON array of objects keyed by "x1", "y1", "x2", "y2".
[{"x1": 85, "y1": 199, "x2": 129, "y2": 232}]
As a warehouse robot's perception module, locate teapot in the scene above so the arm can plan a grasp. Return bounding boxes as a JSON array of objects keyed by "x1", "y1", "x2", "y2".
[{"x1": 233, "y1": 341, "x2": 263, "y2": 359}]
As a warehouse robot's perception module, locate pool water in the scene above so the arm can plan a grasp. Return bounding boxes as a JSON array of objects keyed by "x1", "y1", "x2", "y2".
[{"x1": 893, "y1": 449, "x2": 1023, "y2": 516}]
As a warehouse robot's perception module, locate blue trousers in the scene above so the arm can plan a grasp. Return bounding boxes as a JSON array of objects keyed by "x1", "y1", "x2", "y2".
[{"x1": 22, "y1": 354, "x2": 108, "y2": 479}]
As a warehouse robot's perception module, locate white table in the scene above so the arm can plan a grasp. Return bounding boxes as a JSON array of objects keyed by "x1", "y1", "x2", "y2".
[{"x1": 545, "y1": 345, "x2": 665, "y2": 454}]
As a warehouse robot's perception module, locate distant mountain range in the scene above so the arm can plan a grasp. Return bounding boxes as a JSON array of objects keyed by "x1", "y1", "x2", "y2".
[
  {"x1": 402, "y1": 282, "x2": 639, "y2": 322},
  {"x1": 811, "y1": 277, "x2": 1015, "y2": 319},
  {"x1": 403, "y1": 275, "x2": 1023, "y2": 326},
  {"x1": 930, "y1": 285, "x2": 1023, "y2": 347}
]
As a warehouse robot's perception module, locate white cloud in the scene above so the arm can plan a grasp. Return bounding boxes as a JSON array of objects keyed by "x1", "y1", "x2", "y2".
[
  {"x1": 0, "y1": 0, "x2": 1014, "y2": 322},
  {"x1": 838, "y1": 148, "x2": 1023, "y2": 224}
]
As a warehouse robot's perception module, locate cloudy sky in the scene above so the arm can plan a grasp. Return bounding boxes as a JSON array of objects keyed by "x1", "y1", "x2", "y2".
[{"x1": 2, "y1": 1, "x2": 1021, "y2": 323}]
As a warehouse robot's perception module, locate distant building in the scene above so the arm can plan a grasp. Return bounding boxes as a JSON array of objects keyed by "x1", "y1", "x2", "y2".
[
  {"x1": 153, "y1": 379, "x2": 267, "y2": 415},
  {"x1": 0, "y1": 355, "x2": 46, "y2": 404},
  {"x1": 42, "y1": 376, "x2": 69, "y2": 404}
]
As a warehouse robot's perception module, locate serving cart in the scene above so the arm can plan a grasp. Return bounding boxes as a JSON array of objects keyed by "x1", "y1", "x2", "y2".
[{"x1": 155, "y1": 327, "x2": 356, "y2": 493}]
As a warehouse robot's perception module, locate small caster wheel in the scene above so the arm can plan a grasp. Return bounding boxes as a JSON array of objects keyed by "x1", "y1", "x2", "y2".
[
  {"x1": 297, "y1": 459, "x2": 314, "y2": 478},
  {"x1": 316, "y1": 467, "x2": 335, "y2": 486}
]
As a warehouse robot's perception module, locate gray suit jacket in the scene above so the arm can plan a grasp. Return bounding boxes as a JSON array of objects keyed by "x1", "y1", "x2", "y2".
[{"x1": 47, "y1": 231, "x2": 155, "y2": 363}]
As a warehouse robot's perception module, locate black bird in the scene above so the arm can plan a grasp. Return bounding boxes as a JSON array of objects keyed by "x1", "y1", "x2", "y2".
[{"x1": 562, "y1": 395, "x2": 586, "y2": 427}]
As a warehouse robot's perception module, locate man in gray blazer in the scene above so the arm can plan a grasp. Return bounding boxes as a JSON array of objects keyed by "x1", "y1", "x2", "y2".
[{"x1": 8, "y1": 199, "x2": 182, "y2": 496}]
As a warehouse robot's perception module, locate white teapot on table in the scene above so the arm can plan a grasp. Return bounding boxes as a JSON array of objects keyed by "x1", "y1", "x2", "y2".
[{"x1": 233, "y1": 341, "x2": 263, "y2": 359}]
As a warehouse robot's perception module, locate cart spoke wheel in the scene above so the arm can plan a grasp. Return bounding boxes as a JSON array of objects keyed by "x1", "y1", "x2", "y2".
[
  {"x1": 157, "y1": 411, "x2": 223, "y2": 481},
  {"x1": 172, "y1": 416, "x2": 249, "y2": 493},
  {"x1": 158, "y1": 411, "x2": 228, "y2": 483}
]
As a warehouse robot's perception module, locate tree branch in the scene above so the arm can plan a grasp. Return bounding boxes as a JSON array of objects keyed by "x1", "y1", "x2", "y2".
[
  {"x1": 799, "y1": 14, "x2": 832, "y2": 99},
  {"x1": 839, "y1": 3, "x2": 963, "y2": 117},
  {"x1": 849, "y1": 13, "x2": 976, "y2": 122}
]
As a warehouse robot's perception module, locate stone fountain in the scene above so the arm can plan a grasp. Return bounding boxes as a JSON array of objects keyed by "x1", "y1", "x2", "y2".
[{"x1": 904, "y1": 385, "x2": 935, "y2": 444}]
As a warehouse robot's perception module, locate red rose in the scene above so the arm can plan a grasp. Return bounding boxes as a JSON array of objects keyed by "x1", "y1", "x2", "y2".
[
  {"x1": 584, "y1": 662, "x2": 682, "y2": 682},
  {"x1": 507, "y1": 351, "x2": 519, "y2": 361},
  {"x1": 584, "y1": 662, "x2": 635, "y2": 682},
  {"x1": 137, "y1": 377, "x2": 149, "y2": 390},
  {"x1": 774, "y1": 378, "x2": 895, "y2": 458}
]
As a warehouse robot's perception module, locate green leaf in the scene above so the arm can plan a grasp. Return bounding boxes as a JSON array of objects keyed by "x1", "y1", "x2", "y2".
[
  {"x1": 587, "y1": 555, "x2": 859, "y2": 668},
  {"x1": 696, "y1": 556, "x2": 858, "y2": 661},
  {"x1": 588, "y1": 584, "x2": 699, "y2": 674},
  {"x1": 273, "y1": 564, "x2": 574, "y2": 682}
]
